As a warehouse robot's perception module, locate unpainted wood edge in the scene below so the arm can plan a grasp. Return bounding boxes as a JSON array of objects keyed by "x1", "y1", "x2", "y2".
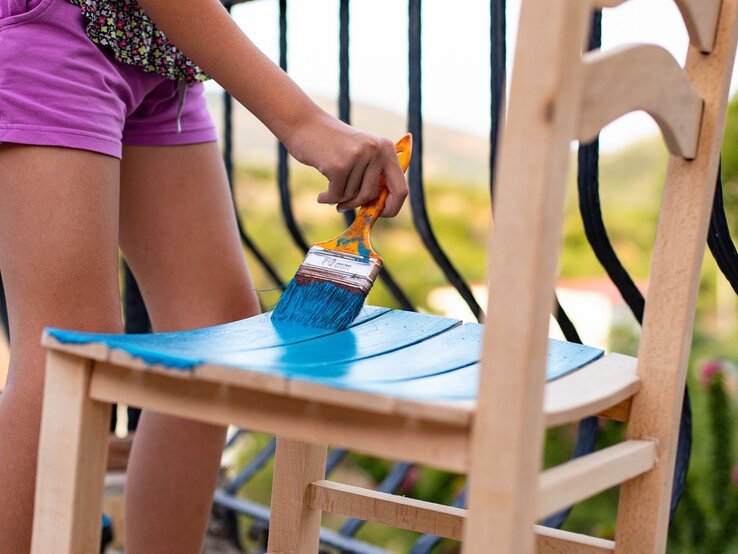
[
  {"x1": 196, "y1": 363, "x2": 288, "y2": 394},
  {"x1": 596, "y1": 398, "x2": 632, "y2": 422},
  {"x1": 592, "y1": 0, "x2": 721, "y2": 53},
  {"x1": 592, "y1": 0, "x2": 626, "y2": 7},
  {"x1": 106, "y1": 349, "x2": 194, "y2": 380},
  {"x1": 88, "y1": 363, "x2": 470, "y2": 473},
  {"x1": 536, "y1": 440, "x2": 657, "y2": 520},
  {"x1": 287, "y1": 380, "x2": 397, "y2": 414},
  {"x1": 308, "y1": 480, "x2": 616, "y2": 551},
  {"x1": 535, "y1": 525, "x2": 615, "y2": 553},
  {"x1": 674, "y1": 0, "x2": 723, "y2": 53},
  {"x1": 579, "y1": 44, "x2": 703, "y2": 159},
  {"x1": 308, "y1": 480, "x2": 465, "y2": 540},
  {"x1": 394, "y1": 397, "x2": 474, "y2": 426},
  {"x1": 41, "y1": 333, "x2": 109, "y2": 362},
  {"x1": 544, "y1": 353, "x2": 640, "y2": 427}
]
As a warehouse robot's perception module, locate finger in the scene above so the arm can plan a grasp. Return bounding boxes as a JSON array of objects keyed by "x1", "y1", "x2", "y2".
[
  {"x1": 316, "y1": 164, "x2": 350, "y2": 205},
  {"x1": 339, "y1": 154, "x2": 370, "y2": 206},
  {"x1": 380, "y1": 154, "x2": 409, "y2": 217},
  {"x1": 337, "y1": 158, "x2": 381, "y2": 212}
]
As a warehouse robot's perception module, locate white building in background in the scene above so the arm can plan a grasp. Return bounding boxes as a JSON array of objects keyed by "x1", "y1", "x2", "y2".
[{"x1": 426, "y1": 278, "x2": 640, "y2": 351}]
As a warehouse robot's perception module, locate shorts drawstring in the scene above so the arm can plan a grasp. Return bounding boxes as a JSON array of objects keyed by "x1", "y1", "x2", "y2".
[{"x1": 176, "y1": 80, "x2": 189, "y2": 133}]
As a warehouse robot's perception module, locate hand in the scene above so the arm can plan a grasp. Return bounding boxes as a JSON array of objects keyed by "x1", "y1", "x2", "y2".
[{"x1": 284, "y1": 112, "x2": 409, "y2": 217}]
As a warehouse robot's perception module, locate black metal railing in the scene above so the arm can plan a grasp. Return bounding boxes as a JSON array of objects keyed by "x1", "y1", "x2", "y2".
[{"x1": 5, "y1": 0, "x2": 738, "y2": 552}]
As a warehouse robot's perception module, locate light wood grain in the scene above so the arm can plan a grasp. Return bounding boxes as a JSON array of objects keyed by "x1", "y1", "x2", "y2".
[
  {"x1": 675, "y1": 0, "x2": 723, "y2": 53},
  {"x1": 267, "y1": 440, "x2": 326, "y2": 554},
  {"x1": 592, "y1": 0, "x2": 722, "y2": 53},
  {"x1": 596, "y1": 398, "x2": 632, "y2": 422},
  {"x1": 308, "y1": 480, "x2": 616, "y2": 552},
  {"x1": 31, "y1": 351, "x2": 111, "y2": 554},
  {"x1": 537, "y1": 440, "x2": 656, "y2": 520},
  {"x1": 42, "y1": 332, "x2": 110, "y2": 362},
  {"x1": 309, "y1": 480, "x2": 466, "y2": 540},
  {"x1": 464, "y1": 0, "x2": 592, "y2": 551},
  {"x1": 88, "y1": 362, "x2": 471, "y2": 473},
  {"x1": 544, "y1": 353, "x2": 639, "y2": 427},
  {"x1": 615, "y1": 0, "x2": 738, "y2": 551},
  {"x1": 579, "y1": 45, "x2": 703, "y2": 159},
  {"x1": 536, "y1": 526, "x2": 614, "y2": 553}
]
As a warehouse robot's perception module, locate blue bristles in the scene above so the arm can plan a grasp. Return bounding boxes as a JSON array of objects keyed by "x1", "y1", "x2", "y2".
[{"x1": 271, "y1": 279, "x2": 366, "y2": 330}]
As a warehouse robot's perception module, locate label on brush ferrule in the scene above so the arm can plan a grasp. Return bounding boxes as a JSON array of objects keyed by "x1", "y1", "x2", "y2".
[{"x1": 302, "y1": 249, "x2": 380, "y2": 280}]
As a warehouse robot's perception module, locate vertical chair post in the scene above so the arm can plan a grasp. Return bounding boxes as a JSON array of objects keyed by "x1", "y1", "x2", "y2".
[
  {"x1": 31, "y1": 351, "x2": 111, "y2": 554},
  {"x1": 267, "y1": 438, "x2": 327, "y2": 554},
  {"x1": 463, "y1": 0, "x2": 591, "y2": 553},
  {"x1": 615, "y1": 0, "x2": 738, "y2": 552}
]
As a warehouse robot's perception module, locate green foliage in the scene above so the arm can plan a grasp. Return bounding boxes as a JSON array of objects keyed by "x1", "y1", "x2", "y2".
[{"x1": 669, "y1": 367, "x2": 738, "y2": 553}]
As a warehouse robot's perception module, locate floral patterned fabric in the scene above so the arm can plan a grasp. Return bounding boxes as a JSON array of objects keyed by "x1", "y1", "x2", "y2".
[{"x1": 67, "y1": 0, "x2": 209, "y2": 83}]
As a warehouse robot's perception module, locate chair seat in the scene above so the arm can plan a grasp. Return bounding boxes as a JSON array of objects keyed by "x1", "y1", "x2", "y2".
[{"x1": 43, "y1": 307, "x2": 638, "y2": 428}]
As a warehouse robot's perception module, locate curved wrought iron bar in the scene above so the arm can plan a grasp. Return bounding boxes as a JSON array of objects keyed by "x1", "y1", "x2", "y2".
[
  {"x1": 408, "y1": 0, "x2": 484, "y2": 322},
  {"x1": 223, "y1": 6, "x2": 285, "y2": 287},
  {"x1": 0, "y1": 275, "x2": 8, "y2": 340},
  {"x1": 575, "y1": 13, "x2": 690, "y2": 520},
  {"x1": 275, "y1": 0, "x2": 312, "y2": 254},
  {"x1": 577, "y1": 140, "x2": 645, "y2": 321},
  {"x1": 708, "y1": 166, "x2": 738, "y2": 291},
  {"x1": 121, "y1": 263, "x2": 149, "y2": 432},
  {"x1": 226, "y1": 437, "x2": 277, "y2": 494},
  {"x1": 338, "y1": 0, "x2": 414, "y2": 311},
  {"x1": 327, "y1": 448, "x2": 350, "y2": 474}
]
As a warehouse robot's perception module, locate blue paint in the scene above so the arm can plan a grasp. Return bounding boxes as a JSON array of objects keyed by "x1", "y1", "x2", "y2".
[
  {"x1": 46, "y1": 307, "x2": 604, "y2": 401},
  {"x1": 209, "y1": 310, "x2": 459, "y2": 375},
  {"x1": 46, "y1": 305, "x2": 389, "y2": 369},
  {"x1": 271, "y1": 279, "x2": 366, "y2": 330},
  {"x1": 335, "y1": 236, "x2": 372, "y2": 259}
]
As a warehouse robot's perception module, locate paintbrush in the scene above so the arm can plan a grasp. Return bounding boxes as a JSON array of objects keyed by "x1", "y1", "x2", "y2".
[{"x1": 271, "y1": 134, "x2": 413, "y2": 330}]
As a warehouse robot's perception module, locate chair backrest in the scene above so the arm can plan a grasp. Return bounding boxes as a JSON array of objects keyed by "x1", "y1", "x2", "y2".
[{"x1": 467, "y1": 0, "x2": 738, "y2": 551}]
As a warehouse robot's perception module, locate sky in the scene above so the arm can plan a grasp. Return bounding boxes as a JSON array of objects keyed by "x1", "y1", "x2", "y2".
[{"x1": 218, "y1": 0, "x2": 738, "y2": 153}]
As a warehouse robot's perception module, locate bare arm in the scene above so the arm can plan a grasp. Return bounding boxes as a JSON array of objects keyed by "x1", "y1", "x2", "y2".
[{"x1": 135, "y1": 0, "x2": 408, "y2": 216}]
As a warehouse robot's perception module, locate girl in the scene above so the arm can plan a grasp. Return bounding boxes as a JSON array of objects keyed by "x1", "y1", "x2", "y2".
[{"x1": 0, "y1": 0, "x2": 408, "y2": 551}]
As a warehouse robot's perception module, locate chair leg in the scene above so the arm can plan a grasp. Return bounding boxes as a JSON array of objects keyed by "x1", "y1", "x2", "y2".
[
  {"x1": 31, "y1": 351, "x2": 111, "y2": 554},
  {"x1": 267, "y1": 438, "x2": 327, "y2": 554}
]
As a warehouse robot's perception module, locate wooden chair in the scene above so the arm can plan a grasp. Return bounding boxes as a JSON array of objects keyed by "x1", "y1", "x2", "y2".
[{"x1": 30, "y1": 0, "x2": 738, "y2": 552}]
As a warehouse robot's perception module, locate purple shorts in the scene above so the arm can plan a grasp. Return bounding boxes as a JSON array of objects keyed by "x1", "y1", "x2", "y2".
[{"x1": 0, "y1": 0, "x2": 217, "y2": 158}]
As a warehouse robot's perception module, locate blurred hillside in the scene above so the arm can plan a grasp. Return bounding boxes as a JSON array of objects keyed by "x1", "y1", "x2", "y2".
[{"x1": 206, "y1": 92, "x2": 489, "y2": 186}]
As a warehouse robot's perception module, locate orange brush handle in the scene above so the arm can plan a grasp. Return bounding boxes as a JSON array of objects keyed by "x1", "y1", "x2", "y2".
[{"x1": 315, "y1": 134, "x2": 413, "y2": 261}]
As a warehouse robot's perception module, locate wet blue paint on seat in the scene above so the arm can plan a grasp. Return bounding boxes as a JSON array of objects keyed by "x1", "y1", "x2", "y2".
[
  {"x1": 45, "y1": 307, "x2": 604, "y2": 400},
  {"x1": 46, "y1": 306, "x2": 390, "y2": 369}
]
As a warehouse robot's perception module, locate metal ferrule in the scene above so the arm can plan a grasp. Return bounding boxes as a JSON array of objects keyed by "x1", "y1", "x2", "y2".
[{"x1": 297, "y1": 246, "x2": 382, "y2": 294}]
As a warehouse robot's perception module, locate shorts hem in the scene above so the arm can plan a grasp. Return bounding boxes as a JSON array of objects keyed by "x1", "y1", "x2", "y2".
[
  {"x1": 122, "y1": 126, "x2": 218, "y2": 147},
  {"x1": 0, "y1": 125, "x2": 121, "y2": 158}
]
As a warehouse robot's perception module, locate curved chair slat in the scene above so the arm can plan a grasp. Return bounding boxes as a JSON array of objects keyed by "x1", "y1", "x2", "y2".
[
  {"x1": 593, "y1": 0, "x2": 722, "y2": 53},
  {"x1": 579, "y1": 44, "x2": 703, "y2": 159}
]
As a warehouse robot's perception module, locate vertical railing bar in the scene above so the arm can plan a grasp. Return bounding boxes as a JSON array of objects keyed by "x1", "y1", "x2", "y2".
[
  {"x1": 276, "y1": 0, "x2": 311, "y2": 253},
  {"x1": 408, "y1": 0, "x2": 484, "y2": 321},
  {"x1": 553, "y1": 298, "x2": 582, "y2": 344},
  {"x1": 338, "y1": 0, "x2": 415, "y2": 312},
  {"x1": 339, "y1": 0, "x2": 351, "y2": 127},
  {"x1": 225, "y1": 437, "x2": 277, "y2": 494},
  {"x1": 708, "y1": 167, "x2": 738, "y2": 290},
  {"x1": 223, "y1": 6, "x2": 285, "y2": 288},
  {"x1": 489, "y1": 0, "x2": 506, "y2": 199},
  {"x1": 121, "y1": 263, "x2": 149, "y2": 432},
  {"x1": 0, "y1": 275, "x2": 9, "y2": 341}
]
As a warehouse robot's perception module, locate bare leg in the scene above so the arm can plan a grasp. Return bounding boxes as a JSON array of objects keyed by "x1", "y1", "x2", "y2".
[
  {"x1": 0, "y1": 145, "x2": 121, "y2": 552},
  {"x1": 120, "y1": 142, "x2": 259, "y2": 553}
]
